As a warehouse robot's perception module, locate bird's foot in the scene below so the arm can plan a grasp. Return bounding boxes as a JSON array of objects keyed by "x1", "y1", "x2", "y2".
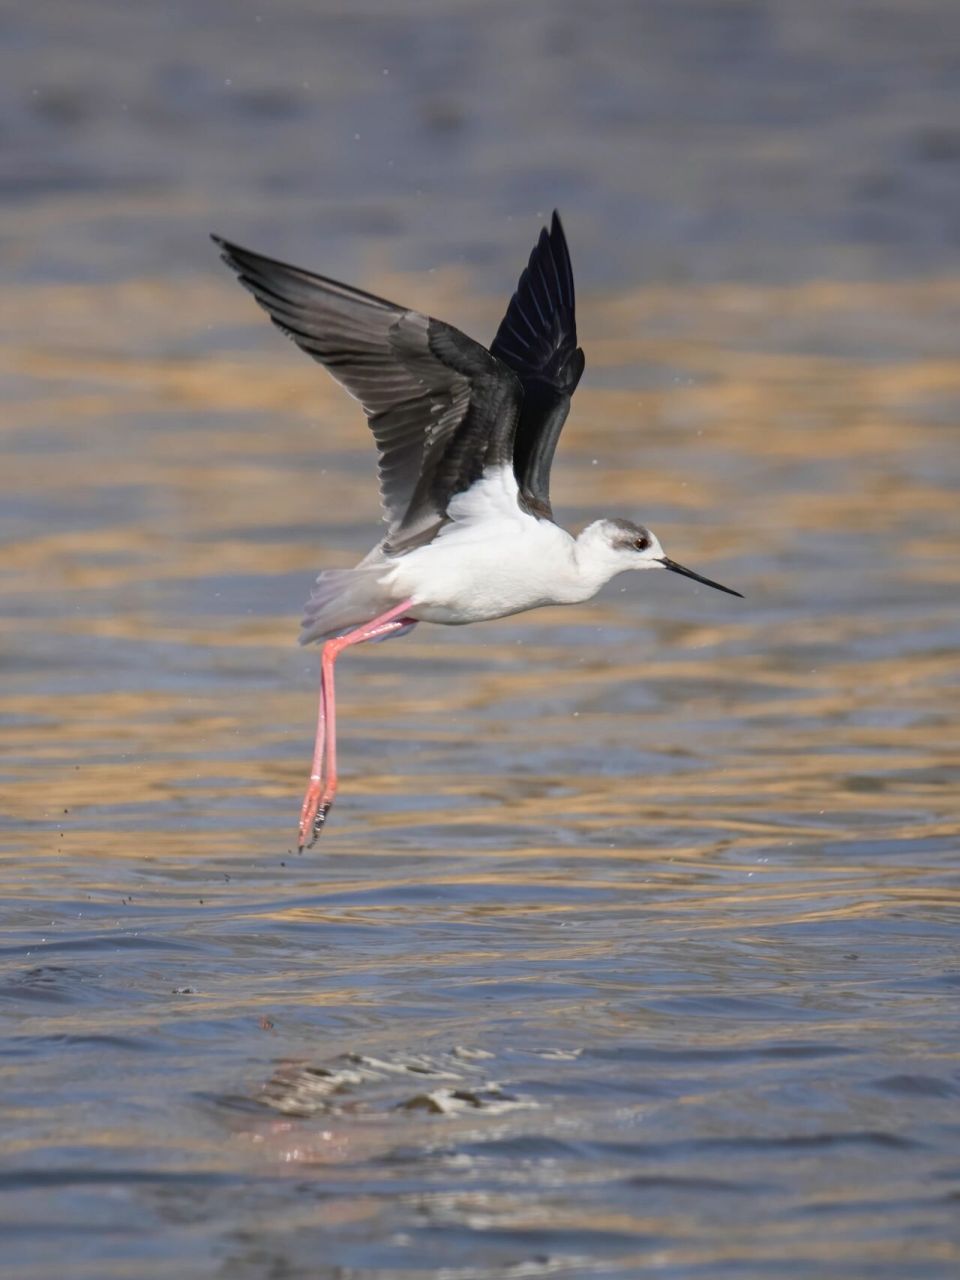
[
  {"x1": 298, "y1": 782, "x2": 331, "y2": 851},
  {"x1": 311, "y1": 802, "x2": 331, "y2": 843}
]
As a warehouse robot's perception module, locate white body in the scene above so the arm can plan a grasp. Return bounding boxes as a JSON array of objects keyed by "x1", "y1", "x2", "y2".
[
  {"x1": 300, "y1": 466, "x2": 669, "y2": 643},
  {"x1": 387, "y1": 469, "x2": 594, "y2": 623}
]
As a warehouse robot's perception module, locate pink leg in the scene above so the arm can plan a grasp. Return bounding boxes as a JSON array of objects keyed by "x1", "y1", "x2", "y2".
[
  {"x1": 298, "y1": 599, "x2": 415, "y2": 849},
  {"x1": 297, "y1": 663, "x2": 329, "y2": 847}
]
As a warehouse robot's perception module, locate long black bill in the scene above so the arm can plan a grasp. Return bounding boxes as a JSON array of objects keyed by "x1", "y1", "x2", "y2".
[{"x1": 660, "y1": 557, "x2": 744, "y2": 598}]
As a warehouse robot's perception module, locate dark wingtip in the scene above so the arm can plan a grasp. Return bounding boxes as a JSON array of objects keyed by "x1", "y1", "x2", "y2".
[
  {"x1": 211, "y1": 234, "x2": 271, "y2": 272},
  {"x1": 547, "y1": 211, "x2": 574, "y2": 310},
  {"x1": 549, "y1": 210, "x2": 569, "y2": 255},
  {"x1": 211, "y1": 233, "x2": 241, "y2": 271}
]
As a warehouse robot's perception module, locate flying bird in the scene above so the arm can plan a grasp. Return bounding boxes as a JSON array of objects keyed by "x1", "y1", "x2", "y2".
[{"x1": 213, "y1": 213, "x2": 742, "y2": 848}]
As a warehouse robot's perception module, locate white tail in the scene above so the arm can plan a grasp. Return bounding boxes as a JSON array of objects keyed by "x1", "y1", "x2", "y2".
[{"x1": 299, "y1": 568, "x2": 393, "y2": 645}]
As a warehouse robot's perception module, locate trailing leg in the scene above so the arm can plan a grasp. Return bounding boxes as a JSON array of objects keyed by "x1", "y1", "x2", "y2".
[{"x1": 297, "y1": 600, "x2": 415, "y2": 849}]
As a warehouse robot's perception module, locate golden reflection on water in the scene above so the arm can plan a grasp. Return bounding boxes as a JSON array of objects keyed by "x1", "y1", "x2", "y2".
[
  {"x1": 3, "y1": 268, "x2": 959, "y2": 876},
  {"x1": 6, "y1": 3, "x2": 960, "y2": 1269}
]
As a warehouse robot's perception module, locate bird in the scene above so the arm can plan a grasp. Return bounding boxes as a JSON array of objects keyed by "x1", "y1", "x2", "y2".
[{"x1": 213, "y1": 212, "x2": 742, "y2": 849}]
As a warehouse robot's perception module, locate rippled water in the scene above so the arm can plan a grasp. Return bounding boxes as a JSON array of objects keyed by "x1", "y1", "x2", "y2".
[{"x1": 3, "y1": 2, "x2": 960, "y2": 1277}]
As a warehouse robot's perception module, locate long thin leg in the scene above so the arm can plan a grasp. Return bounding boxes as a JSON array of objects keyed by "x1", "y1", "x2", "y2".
[
  {"x1": 298, "y1": 599, "x2": 415, "y2": 849},
  {"x1": 297, "y1": 660, "x2": 328, "y2": 846}
]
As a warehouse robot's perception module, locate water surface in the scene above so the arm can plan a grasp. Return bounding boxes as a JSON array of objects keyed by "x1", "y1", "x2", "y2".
[{"x1": 2, "y1": 2, "x2": 960, "y2": 1277}]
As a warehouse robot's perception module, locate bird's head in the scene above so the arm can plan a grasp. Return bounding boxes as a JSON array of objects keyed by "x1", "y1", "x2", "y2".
[{"x1": 576, "y1": 518, "x2": 743, "y2": 598}]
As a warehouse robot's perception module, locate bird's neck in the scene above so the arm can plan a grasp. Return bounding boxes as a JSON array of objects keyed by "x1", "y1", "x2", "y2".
[{"x1": 564, "y1": 528, "x2": 620, "y2": 602}]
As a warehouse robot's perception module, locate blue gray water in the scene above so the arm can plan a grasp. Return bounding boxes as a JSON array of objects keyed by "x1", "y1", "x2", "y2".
[{"x1": 2, "y1": 2, "x2": 959, "y2": 1276}]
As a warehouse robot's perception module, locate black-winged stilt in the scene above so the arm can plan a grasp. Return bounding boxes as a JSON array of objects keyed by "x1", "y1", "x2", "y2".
[{"x1": 213, "y1": 213, "x2": 742, "y2": 848}]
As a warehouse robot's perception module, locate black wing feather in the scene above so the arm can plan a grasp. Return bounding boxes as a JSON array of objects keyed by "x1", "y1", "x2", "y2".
[
  {"x1": 490, "y1": 211, "x2": 585, "y2": 518},
  {"x1": 213, "y1": 236, "x2": 521, "y2": 548}
]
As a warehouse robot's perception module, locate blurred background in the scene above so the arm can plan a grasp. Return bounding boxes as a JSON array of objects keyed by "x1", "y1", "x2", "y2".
[{"x1": 2, "y1": 2, "x2": 959, "y2": 1278}]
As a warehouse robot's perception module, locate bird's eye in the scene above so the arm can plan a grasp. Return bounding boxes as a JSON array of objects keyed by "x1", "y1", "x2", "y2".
[{"x1": 634, "y1": 534, "x2": 651, "y2": 552}]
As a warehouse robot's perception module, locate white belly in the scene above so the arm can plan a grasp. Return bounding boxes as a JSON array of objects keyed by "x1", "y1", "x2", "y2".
[{"x1": 384, "y1": 475, "x2": 585, "y2": 624}]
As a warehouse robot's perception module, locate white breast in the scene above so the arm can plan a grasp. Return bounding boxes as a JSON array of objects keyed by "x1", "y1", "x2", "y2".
[{"x1": 384, "y1": 467, "x2": 585, "y2": 624}]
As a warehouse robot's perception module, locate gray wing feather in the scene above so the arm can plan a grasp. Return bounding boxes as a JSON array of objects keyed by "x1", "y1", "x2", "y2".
[{"x1": 213, "y1": 237, "x2": 521, "y2": 545}]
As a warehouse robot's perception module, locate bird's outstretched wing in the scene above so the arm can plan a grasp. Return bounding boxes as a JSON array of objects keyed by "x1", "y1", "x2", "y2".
[
  {"x1": 213, "y1": 237, "x2": 522, "y2": 550},
  {"x1": 490, "y1": 211, "x2": 585, "y2": 519}
]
